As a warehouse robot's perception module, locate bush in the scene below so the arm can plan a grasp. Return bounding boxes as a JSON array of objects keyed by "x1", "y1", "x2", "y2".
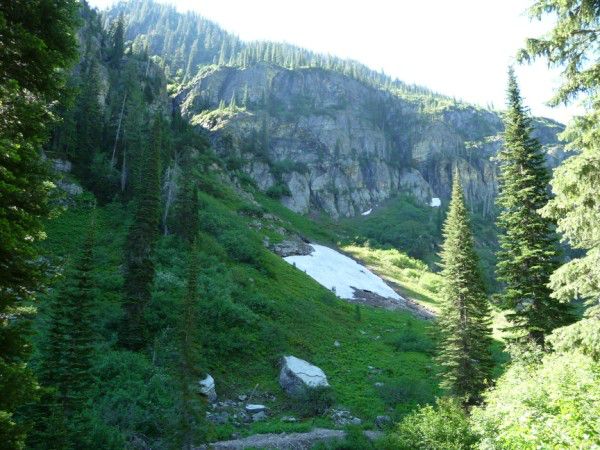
[
  {"x1": 286, "y1": 386, "x2": 335, "y2": 418},
  {"x1": 471, "y1": 339, "x2": 600, "y2": 449},
  {"x1": 385, "y1": 397, "x2": 477, "y2": 450},
  {"x1": 220, "y1": 230, "x2": 263, "y2": 266},
  {"x1": 386, "y1": 329, "x2": 434, "y2": 354},
  {"x1": 377, "y1": 377, "x2": 435, "y2": 408},
  {"x1": 266, "y1": 182, "x2": 291, "y2": 199}
]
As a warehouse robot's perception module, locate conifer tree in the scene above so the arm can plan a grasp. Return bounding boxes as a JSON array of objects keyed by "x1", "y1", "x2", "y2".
[
  {"x1": 495, "y1": 69, "x2": 573, "y2": 345},
  {"x1": 110, "y1": 14, "x2": 125, "y2": 69},
  {"x1": 520, "y1": 0, "x2": 600, "y2": 319},
  {"x1": 0, "y1": 1, "x2": 78, "y2": 446},
  {"x1": 40, "y1": 218, "x2": 96, "y2": 408},
  {"x1": 436, "y1": 173, "x2": 493, "y2": 405},
  {"x1": 176, "y1": 242, "x2": 204, "y2": 449},
  {"x1": 120, "y1": 115, "x2": 162, "y2": 350}
]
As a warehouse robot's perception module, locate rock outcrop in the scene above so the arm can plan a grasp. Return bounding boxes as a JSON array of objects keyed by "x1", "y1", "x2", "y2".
[
  {"x1": 279, "y1": 355, "x2": 329, "y2": 396},
  {"x1": 198, "y1": 374, "x2": 217, "y2": 402},
  {"x1": 176, "y1": 64, "x2": 565, "y2": 219}
]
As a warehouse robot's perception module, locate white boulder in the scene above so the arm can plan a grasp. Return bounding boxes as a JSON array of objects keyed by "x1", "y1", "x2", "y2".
[
  {"x1": 199, "y1": 374, "x2": 217, "y2": 402},
  {"x1": 279, "y1": 355, "x2": 329, "y2": 396}
]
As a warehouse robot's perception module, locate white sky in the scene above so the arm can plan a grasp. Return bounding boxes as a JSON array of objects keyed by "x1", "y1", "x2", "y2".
[{"x1": 89, "y1": 0, "x2": 582, "y2": 123}]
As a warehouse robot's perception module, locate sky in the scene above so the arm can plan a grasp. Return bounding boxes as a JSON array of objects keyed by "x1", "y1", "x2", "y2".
[{"x1": 89, "y1": 0, "x2": 582, "y2": 124}]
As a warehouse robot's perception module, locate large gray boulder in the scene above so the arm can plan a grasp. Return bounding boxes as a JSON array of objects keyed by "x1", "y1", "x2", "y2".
[
  {"x1": 199, "y1": 374, "x2": 217, "y2": 402},
  {"x1": 279, "y1": 355, "x2": 329, "y2": 396}
]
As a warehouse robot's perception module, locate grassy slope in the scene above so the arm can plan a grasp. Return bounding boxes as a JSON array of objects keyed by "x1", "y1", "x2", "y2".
[{"x1": 40, "y1": 178, "x2": 439, "y2": 441}]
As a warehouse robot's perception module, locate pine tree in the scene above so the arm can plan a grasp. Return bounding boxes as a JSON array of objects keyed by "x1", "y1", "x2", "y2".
[
  {"x1": 110, "y1": 14, "x2": 125, "y2": 69},
  {"x1": 495, "y1": 69, "x2": 573, "y2": 345},
  {"x1": 520, "y1": 0, "x2": 600, "y2": 319},
  {"x1": 176, "y1": 242, "x2": 204, "y2": 449},
  {"x1": 74, "y1": 61, "x2": 103, "y2": 183},
  {"x1": 120, "y1": 115, "x2": 162, "y2": 350},
  {"x1": 0, "y1": 1, "x2": 78, "y2": 446},
  {"x1": 31, "y1": 214, "x2": 97, "y2": 448},
  {"x1": 436, "y1": 173, "x2": 493, "y2": 405}
]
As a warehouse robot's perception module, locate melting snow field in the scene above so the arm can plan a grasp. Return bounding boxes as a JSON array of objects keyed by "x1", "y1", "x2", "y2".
[{"x1": 284, "y1": 244, "x2": 401, "y2": 300}]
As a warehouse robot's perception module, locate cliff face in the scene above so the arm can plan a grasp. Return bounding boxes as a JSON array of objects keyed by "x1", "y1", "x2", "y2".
[{"x1": 175, "y1": 64, "x2": 565, "y2": 219}]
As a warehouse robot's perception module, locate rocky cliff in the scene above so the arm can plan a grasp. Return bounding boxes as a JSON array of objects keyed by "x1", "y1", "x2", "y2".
[{"x1": 175, "y1": 63, "x2": 565, "y2": 219}]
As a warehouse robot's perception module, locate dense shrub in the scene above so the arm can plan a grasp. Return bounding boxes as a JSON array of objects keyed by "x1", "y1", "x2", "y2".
[
  {"x1": 471, "y1": 340, "x2": 600, "y2": 449},
  {"x1": 385, "y1": 397, "x2": 478, "y2": 450},
  {"x1": 266, "y1": 182, "x2": 292, "y2": 199},
  {"x1": 386, "y1": 329, "x2": 435, "y2": 354},
  {"x1": 377, "y1": 376, "x2": 435, "y2": 408},
  {"x1": 220, "y1": 229, "x2": 263, "y2": 265},
  {"x1": 286, "y1": 386, "x2": 336, "y2": 418}
]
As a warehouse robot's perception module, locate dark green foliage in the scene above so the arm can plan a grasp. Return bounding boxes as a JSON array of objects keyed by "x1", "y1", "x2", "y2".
[
  {"x1": 73, "y1": 62, "x2": 103, "y2": 183},
  {"x1": 266, "y1": 182, "x2": 292, "y2": 199},
  {"x1": 436, "y1": 174, "x2": 493, "y2": 404},
  {"x1": 376, "y1": 377, "x2": 435, "y2": 408},
  {"x1": 386, "y1": 327, "x2": 434, "y2": 355},
  {"x1": 0, "y1": 0, "x2": 78, "y2": 446},
  {"x1": 40, "y1": 216, "x2": 97, "y2": 404},
  {"x1": 386, "y1": 397, "x2": 478, "y2": 450},
  {"x1": 495, "y1": 70, "x2": 573, "y2": 345},
  {"x1": 29, "y1": 215, "x2": 98, "y2": 448},
  {"x1": 285, "y1": 386, "x2": 335, "y2": 418},
  {"x1": 220, "y1": 230, "x2": 263, "y2": 266},
  {"x1": 175, "y1": 244, "x2": 205, "y2": 449},
  {"x1": 108, "y1": 0, "x2": 445, "y2": 98},
  {"x1": 120, "y1": 115, "x2": 162, "y2": 350},
  {"x1": 109, "y1": 14, "x2": 125, "y2": 69}
]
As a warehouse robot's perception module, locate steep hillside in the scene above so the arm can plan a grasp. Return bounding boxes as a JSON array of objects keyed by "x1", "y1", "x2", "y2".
[
  {"x1": 107, "y1": 0, "x2": 566, "y2": 222},
  {"x1": 176, "y1": 64, "x2": 564, "y2": 220}
]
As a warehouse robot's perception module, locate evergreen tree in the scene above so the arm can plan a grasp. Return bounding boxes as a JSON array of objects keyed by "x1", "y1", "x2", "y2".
[
  {"x1": 120, "y1": 115, "x2": 162, "y2": 350},
  {"x1": 436, "y1": 173, "x2": 493, "y2": 405},
  {"x1": 520, "y1": 0, "x2": 600, "y2": 319},
  {"x1": 74, "y1": 61, "x2": 103, "y2": 183},
  {"x1": 0, "y1": 1, "x2": 78, "y2": 447},
  {"x1": 31, "y1": 214, "x2": 97, "y2": 449},
  {"x1": 110, "y1": 14, "x2": 125, "y2": 69},
  {"x1": 176, "y1": 243, "x2": 204, "y2": 449},
  {"x1": 495, "y1": 69, "x2": 573, "y2": 345}
]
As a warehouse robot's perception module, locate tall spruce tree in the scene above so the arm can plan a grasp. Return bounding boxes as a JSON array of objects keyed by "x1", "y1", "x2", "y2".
[
  {"x1": 120, "y1": 114, "x2": 162, "y2": 350},
  {"x1": 0, "y1": 1, "x2": 78, "y2": 447},
  {"x1": 495, "y1": 69, "x2": 573, "y2": 345},
  {"x1": 31, "y1": 214, "x2": 98, "y2": 449},
  {"x1": 520, "y1": 0, "x2": 600, "y2": 319},
  {"x1": 176, "y1": 242, "x2": 204, "y2": 449},
  {"x1": 436, "y1": 173, "x2": 493, "y2": 405}
]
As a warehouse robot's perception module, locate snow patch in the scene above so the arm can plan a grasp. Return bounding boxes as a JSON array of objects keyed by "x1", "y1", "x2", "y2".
[
  {"x1": 284, "y1": 244, "x2": 401, "y2": 300},
  {"x1": 361, "y1": 208, "x2": 372, "y2": 216},
  {"x1": 430, "y1": 197, "x2": 441, "y2": 207}
]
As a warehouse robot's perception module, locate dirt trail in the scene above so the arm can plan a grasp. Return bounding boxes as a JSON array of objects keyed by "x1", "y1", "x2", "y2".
[{"x1": 199, "y1": 428, "x2": 383, "y2": 449}]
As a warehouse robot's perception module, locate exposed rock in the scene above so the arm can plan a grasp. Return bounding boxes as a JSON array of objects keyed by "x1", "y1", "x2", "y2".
[
  {"x1": 51, "y1": 159, "x2": 72, "y2": 173},
  {"x1": 279, "y1": 355, "x2": 329, "y2": 396},
  {"x1": 177, "y1": 64, "x2": 566, "y2": 220},
  {"x1": 56, "y1": 179, "x2": 83, "y2": 197},
  {"x1": 245, "y1": 404, "x2": 268, "y2": 414},
  {"x1": 375, "y1": 415, "x2": 392, "y2": 430},
  {"x1": 352, "y1": 288, "x2": 435, "y2": 320},
  {"x1": 237, "y1": 394, "x2": 247, "y2": 402},
  {"x1": 281, "y1": 416, "x2": 298, "y2": 423},
  {"x1": 252, "y1": 411, "x2": 267, "y2": 422},
  {"x1": 270, "y1": 237, "x2": 314, "y2": 257},
  {"x1": 199, "y1": 374, "x2": 217, "y2": 402},
  {"x1": 333, "y1": 340, "x2": 341, "y2": 348},
  {"x1": 206, "y1": 411, "x2": 229, "y2": 425},
  {"x1": 331, "y1": 409, "x2": 362, "y2": 427}
]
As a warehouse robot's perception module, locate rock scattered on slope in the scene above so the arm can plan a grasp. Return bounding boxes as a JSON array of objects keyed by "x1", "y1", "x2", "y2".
[
  {"x1": 270, "y1": 237, "x2": 314, "y2": 257},
  {"x1": 198, "y1": 374, "x2": 217, "y2": 402},
  {"x1": 279, "y1": 355, "x2": 329, "y2": 396},
  {"x1": 330, "y1": 409, "x2": 362, "y2": 426}
]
